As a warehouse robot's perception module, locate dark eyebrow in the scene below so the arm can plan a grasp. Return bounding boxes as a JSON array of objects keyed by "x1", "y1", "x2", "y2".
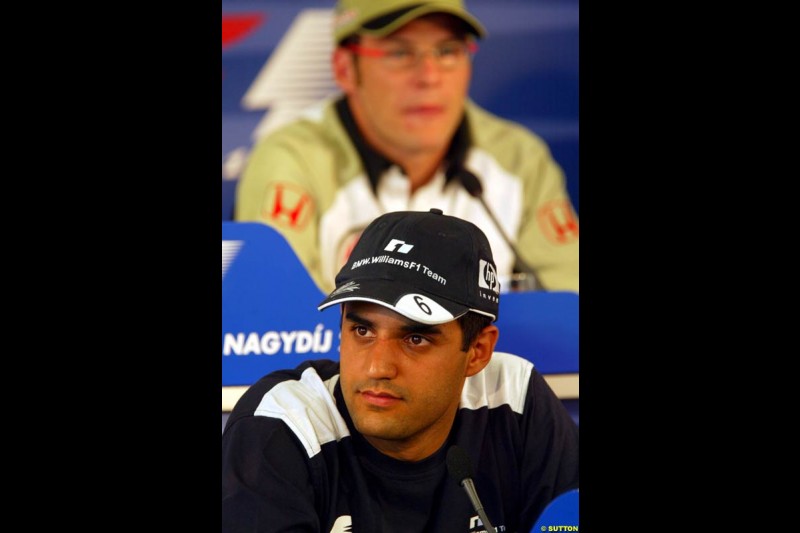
[
  {"x1": 344, "y1": 311, "x2": 374, "y2": 328},
  {"x1": 344, "y1": 311, "x2": 443, "y2": 336},
  {"x1": 401, "y1": 323, "x2": 443, "y2": 336}
]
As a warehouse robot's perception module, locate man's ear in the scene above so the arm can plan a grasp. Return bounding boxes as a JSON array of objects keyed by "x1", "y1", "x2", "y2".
[
  {"x1": 332, "y1": 47, "x2": 357, "y2": 93},
  {"x1": 465, "y1": 325, "x2": 499, "y2": 377}
]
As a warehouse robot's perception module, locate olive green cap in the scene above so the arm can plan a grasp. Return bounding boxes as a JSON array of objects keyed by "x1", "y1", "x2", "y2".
[{"x1": 333, "y1": 0, "x2": 487, "y2": 43}]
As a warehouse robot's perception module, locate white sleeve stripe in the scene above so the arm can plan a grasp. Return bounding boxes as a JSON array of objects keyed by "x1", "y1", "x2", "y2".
[
  {"x1": 252, "y1": 353, "x2": 530, "y2": 458},
  {"x1": 460, "y1": 352, "x2": 532, "y2": 414},
  {"x1": 254, "y1": 367, "x2": 350, "y2": 458}
]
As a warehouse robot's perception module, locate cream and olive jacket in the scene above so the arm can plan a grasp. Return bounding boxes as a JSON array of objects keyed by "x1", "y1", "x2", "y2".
[{"x1": 235, "y1": 96, "x2": 579, "y2": 294}]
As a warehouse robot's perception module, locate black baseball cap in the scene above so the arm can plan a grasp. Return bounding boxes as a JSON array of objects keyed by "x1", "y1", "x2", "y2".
[{"x1": 318, "y1": 208, "x2": 500, "y2": 324}]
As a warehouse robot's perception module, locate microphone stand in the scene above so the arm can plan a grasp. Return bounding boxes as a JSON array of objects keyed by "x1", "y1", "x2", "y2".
[{"x1": 456, "y1": 169, "x2": 542, "y2": 291}]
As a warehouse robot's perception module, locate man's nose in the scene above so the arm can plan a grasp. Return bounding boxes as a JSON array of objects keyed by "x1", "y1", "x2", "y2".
[
  {"x1": 413, "y1": 50, "x2": 443, "y2": 84},
  {"x1": 365, "y1": 339, "x2": 399, "y2": 380}
]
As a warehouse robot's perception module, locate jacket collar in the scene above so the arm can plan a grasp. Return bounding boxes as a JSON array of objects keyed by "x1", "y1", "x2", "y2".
[{"x1": 335, "y1": 96, "x2": 472, "y2": 194}]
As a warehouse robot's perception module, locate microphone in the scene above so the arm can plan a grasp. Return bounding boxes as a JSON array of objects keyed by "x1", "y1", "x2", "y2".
[
  {"x1": 446, "y1": 445, "x2": 497, "y2": 533},
  {"x1": 457, "y1": 170, "x2": 542, "y2": 291}
]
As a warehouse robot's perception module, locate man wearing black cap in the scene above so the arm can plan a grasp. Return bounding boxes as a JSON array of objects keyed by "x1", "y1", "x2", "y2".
[
  {"x1": 222, "y1": 209, "x2": 578, "y2": 532},
  {"x1": 235, "y1": 0, "x2": 579, "y2": 296}
]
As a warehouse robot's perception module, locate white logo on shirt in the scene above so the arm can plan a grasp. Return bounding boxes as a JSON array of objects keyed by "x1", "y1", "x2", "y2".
[
  {"x1": 330, "y1": 515, "x2": 352, "y2": 532},
  {"x1": 469, "y1": 514, "x2": 506, "y2": 532}
]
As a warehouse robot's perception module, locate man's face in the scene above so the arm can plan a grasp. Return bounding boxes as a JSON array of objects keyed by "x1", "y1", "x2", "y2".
[
  {"x1": 337, "y1": 15, "x2": 473, "y2": 161},
  {"x1": 338, "y1": 301, "x2": 472, "y2": 460}
]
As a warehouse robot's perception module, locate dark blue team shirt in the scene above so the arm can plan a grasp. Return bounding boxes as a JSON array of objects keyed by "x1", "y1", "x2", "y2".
[{"x1": 222, "y1": 353, "x2": 579, "y2": 532}]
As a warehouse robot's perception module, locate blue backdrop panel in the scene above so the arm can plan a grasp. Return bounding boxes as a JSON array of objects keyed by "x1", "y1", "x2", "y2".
[
  {"x1": 222, "y1": 222, "x2": 341, "y2": 386},
  {"x1": 496, "y1": 291, "x2": 578, "y2": 374}
]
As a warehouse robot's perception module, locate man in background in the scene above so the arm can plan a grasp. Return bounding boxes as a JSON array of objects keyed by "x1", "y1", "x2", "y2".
[{"x1": 235, "y1": 0, "x2": 579, "y2": 294}]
